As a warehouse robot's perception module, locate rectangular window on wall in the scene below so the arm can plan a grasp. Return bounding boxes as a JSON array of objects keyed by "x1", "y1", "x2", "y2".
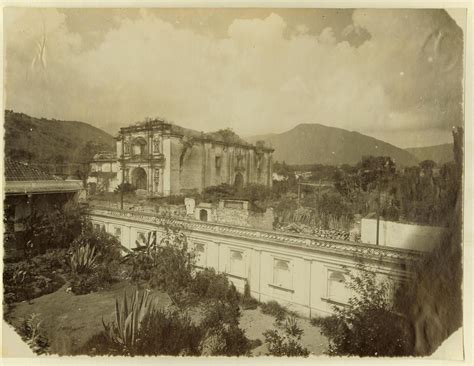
[
  {"x1": 93, "y1": 223, "x2": 100, "y2": 231},
  {"x1": 273, "y1": 258, "x2": 292, "y2": 290},
  {"x1": 229, "y1": 249, "x2": 245, "y2": 278},
  {"x1": 195, "y1": 243, "x2": 206, "y2": 267}
]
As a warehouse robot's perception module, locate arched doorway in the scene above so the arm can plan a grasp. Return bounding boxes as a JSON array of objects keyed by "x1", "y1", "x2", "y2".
[
  {"x1": 234, "y1": 172, "x2": 244, "y2": 189},
  {"x1": 132, "y1": 167, "x2": 147, "y2": 190}
]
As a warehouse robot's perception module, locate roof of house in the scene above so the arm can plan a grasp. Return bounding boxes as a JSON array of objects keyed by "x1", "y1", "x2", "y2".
[
  {"x1": 5, "y1": 160, "x2": 63, "y2": 182},
  {"x1": 92, "y1": 152, "x2": 117, "y2": 161},
  {"x1": 4, "y1": 160, "x2": 83, "y2": 195}
]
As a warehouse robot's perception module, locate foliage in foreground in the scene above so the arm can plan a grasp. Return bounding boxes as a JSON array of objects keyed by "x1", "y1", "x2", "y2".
[
  {"x1": 84, "y1": 289, "x2": 250, "y2": 356},
  {"x1": 86, "y1": 226, "x2": 253, "y2": 357},
  {"x1": 68, "y1": 226, "x2": 124, "y2": 295},
  {"x1": 263, "y1": 316, "x2": 309, "y2": 357},
  {"x1": 260, "y1": 300, "x2": 295, "y2": 323},
  {"x1": 123, "y1": 227, "x2": 195, "y2": 302},
  {"x1": 312, "y1": 265, "x2": 414, "y2": 357},
  {"x1": 17, "y1": 313, "x2": 50, "y2": 355},
  {"x1": 3, "y1": 249, "x2": 67, "y2": 304}
]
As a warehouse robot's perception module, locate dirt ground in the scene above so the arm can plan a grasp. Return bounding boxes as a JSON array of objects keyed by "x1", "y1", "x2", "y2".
[{"x1": 5, "y1": 283, "x2": 328, "y2": 356}]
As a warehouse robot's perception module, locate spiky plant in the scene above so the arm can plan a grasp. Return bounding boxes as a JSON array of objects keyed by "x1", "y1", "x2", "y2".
[
  {"x1": 102, "y1": 290, "x2": 155, "y2": 354},
  {"x1": 69, "y1": 243, "x2": 98, "y2": 274}
]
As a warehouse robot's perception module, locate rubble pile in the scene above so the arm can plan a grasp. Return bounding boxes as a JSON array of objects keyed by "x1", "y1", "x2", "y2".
[{"x1": 276, "y1": 222, "x2": 353, "y2": 241}]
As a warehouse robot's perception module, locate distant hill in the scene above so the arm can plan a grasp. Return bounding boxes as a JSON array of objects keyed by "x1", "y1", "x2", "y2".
[
  {"x1": 248, "y1": 123, "x2": 419, "y2": 167},
  {"x1": 405, "y1": 143, "x2": 454, "y2": 165},
  {"x1": 4, "y1": 110, "x2": 115, "y2": 165}
]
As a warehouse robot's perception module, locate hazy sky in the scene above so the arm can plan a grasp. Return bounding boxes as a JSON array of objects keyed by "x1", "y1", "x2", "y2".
[{"x1": 4, "y1": 8, "x2": 464, "y2": 148}]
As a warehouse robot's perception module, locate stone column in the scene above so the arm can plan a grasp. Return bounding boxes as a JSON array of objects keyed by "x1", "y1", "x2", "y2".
[
  {"x1": 159, "y1": 167, "x2": 164, "y2": 195},
  {"x1": 162, "y1": 138, "x2": 172, "y2": 196}
]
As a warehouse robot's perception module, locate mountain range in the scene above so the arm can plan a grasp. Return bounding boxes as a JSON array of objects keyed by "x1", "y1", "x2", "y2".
[
  {"x1": 405, "y1": 143, "x2": 454, "y2": 165},
  {"x1": 4, "y1": 111, "x2": 453, "y2": 168},
  {"x1": 248, "y1": 124, "x2": 424, "y2": 166},
  {"x1": 4, "y1": 110, "x2": 115, "y2": 164}
]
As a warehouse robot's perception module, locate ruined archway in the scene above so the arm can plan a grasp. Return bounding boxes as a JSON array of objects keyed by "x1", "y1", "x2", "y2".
[{"x1": 131, "y1": 167, "x2": 147, "y2": 190}]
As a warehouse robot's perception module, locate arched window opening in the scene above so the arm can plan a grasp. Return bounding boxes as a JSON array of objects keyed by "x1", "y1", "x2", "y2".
[
  {"x1": 273, "y1": 259, "x2": 292, "y2": 289},
  {"x1": 328, "y1": 271, "x2": 349, "y2": 303},
  {"x1": 199, "y1": 209, "x2": 208, "y2": 222}
]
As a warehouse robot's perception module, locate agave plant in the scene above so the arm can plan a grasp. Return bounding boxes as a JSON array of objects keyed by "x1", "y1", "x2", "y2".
[
  {"x1": 69, "y1": 243, "x2": 98, "y2": 274},
  {"x1": 102, "y1": 290, "x2": 155, "y2": 354}
]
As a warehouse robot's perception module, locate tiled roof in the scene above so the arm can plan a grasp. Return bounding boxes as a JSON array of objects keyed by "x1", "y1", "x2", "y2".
[{"x1": 4, "y1": 160, "x2": 63, "y2": 182}]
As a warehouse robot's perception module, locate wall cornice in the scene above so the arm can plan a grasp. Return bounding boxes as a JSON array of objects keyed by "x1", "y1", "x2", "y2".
[{"x1": 88, "y1": 206, "x2": 425, "y2": 265}]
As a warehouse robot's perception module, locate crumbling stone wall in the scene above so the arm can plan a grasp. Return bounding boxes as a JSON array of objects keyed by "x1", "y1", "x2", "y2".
[{"x1": 216, "y1": 206, "x2": 249, "y2": 226}]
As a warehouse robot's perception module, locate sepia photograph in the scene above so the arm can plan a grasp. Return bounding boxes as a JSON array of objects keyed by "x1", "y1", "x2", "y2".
[{"x1": 1, "y1": 4, "x2": 469, "y2": 360}]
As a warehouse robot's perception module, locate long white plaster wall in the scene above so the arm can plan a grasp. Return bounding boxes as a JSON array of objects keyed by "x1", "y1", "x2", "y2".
[
  {"x1": 361, "y1": 218, "x2": 446, "y2": 252},
  {"x1": 90, "y1": 214, "x2": 412, "y2": 318}
]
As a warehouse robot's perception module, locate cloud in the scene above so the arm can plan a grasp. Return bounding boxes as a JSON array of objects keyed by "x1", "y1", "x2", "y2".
[{"x1": 4, "y1": 8, "x2": 463, "y2": 147}]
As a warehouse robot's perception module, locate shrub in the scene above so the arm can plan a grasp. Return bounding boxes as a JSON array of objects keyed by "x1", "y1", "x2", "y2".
[
  {"x1": 69, "y1": 243, "x2": 98, "y2": 275},
  {"x1": 3, "y1": 251, "x2": 66, "y2": 303},
  {"x1": 148, "y1": 195, "x2": 185, "y2": 206},
  {"x1": 201, "y1": 301, "x2": 240, "y2": 329},
  {"x1": 241, "y1": 281, "x2": 259, "y2": 310},
  {"x1": 263, "y1": 316, "x2": 309, "y2": 357},
  {"x1": 136, "y1": 309, "x2": 202, "y2": 356},
  {"x1": 87, "y1": 291, "x2": 201, "y2": 356},
  {"x1": 83, "y1": 288, "x2": 250, "y2": 356},
  {"x1": 67, "y1": 227, "x2": 123, "y2": 295},
  {"x1": 20, "y1": 202, "x2": 86, "y2": 255},
  {"x1": 219, "y1": 324, "x2": 251, "y2": 356},
  {"x1": 70, "y1": 271, "x2": 102, "y2": 295},
  {"x1": 124, "y1": 226, "x2": 195, "y2": 303},
  {"x1": 201, "y1": 183, "x2": 237, "y2": 203},
  {"x1": 312, "y1": 264, "x2": 414, "y2": 357},
  {"x1": 260, "y1": 300, "x2": 292, "y2": 322},
  {"x1": 114, "y1": 182, "x2": 136, "y2": 194},
  {"x1": 72, "y1": 224, "x2": 123, "y2": 263},
  {"x1": 199, "y1": 303, "x2": 250, "y2": 356}
]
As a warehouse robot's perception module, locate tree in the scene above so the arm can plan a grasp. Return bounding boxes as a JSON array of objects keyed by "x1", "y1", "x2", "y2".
[
  {"x1": 313, "y1": 264, "x2": 414, "y2": 357},
  {"x1": 358, "y1": 156, "x2": 396, "y2": 192},
  {"x1": 419, "y1": 160, "x2": 436, "y2": 175},
  {"x1": 394, "y1": 127, "x2": 463, "y2": 355},
  {"x1": 209, "y1": 128, "x2": 244, "y2": 144}
]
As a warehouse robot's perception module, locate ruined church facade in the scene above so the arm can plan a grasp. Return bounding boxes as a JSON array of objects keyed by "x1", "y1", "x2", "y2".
[{"x1": 90, "y1": 119, "x2": 273, "y2": 196}]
